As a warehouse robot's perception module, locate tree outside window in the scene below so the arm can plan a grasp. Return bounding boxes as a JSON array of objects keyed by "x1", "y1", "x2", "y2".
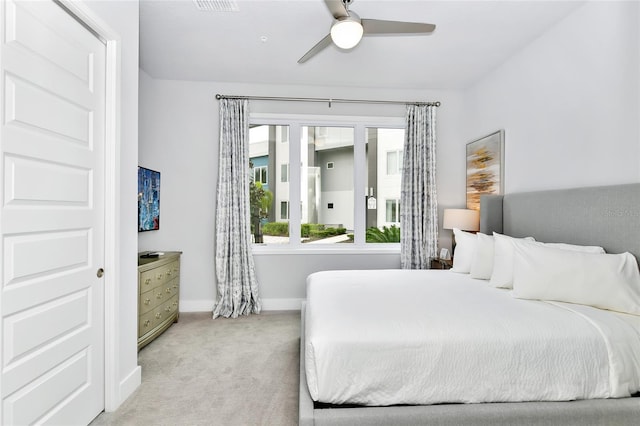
[{"x1": 249, "y1": 161, "x2": 273, "y2": 243}]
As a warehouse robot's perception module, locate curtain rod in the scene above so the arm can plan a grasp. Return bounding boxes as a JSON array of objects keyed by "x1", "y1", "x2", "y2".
[{"x1": 215, "y1": 93, "x2": 440, "y2": 108}]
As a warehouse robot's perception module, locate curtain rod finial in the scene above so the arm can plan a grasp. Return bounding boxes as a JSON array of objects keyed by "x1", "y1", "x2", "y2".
[{"x1": 216, "y1": 94, "x2": 222, "y2": 100}]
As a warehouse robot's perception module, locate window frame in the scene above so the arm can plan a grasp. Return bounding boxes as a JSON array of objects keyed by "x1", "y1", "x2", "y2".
[
  {"x1": 250, "y1": 113, "x2": 404, "y2": 254},
  {"x1": 280, "y1": 200, "x2": 290, "y2": 220},
  {"x1": 386, "y1": 149, "x2": 403, "y2": 176},
  {"x1": 385, "y1": 198, "x2": 401, "y2": 224},
  {"x1": 253, "y1": 165, "x2": 268, "y2": 185}
]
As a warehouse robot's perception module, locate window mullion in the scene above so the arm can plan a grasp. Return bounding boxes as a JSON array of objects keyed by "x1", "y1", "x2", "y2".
[
  {"x1": 353, "y1": 124, "x2": 366, "y2": 245},
  {"x1": 288, "y1": 123, "x2": 302, "y2": 246}
]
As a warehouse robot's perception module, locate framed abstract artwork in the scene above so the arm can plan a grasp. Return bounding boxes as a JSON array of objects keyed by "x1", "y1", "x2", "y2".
[
  {"x1": 138, "y1": 166, "x2": 161, "y2": 231},
  {"x1": 466, "y1": 130, "x2": 504, "y2": 211}
]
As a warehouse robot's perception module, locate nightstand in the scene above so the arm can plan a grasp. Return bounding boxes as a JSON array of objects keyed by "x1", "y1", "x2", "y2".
[{"x1": 430, "y1": 258, "x2": 453, "y2": 270}]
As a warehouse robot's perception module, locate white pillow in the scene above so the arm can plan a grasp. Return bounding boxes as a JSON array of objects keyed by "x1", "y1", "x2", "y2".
[
  {"x1": 470, "y1": 233, "x2": 494, "y2": 280},
  {"x1": 511, "y1": 242, "x2": 640, "y2": 315},
  {"x1": 543, "y1": 242, "x2": 606, "y2": 254},
  {"x1": 489, "y1": 236, "x2": 603, "y2": 288},
  {"x1": 450, "y1": 228, "x2": 477, "y2": 273},
  {"x1": 489, "y1": 233, "x2": 535, "y2": 288}
]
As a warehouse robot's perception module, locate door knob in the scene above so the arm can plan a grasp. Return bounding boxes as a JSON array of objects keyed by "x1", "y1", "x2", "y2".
[{"x1": 97, "y1": 268, "x2": 105, "y2": 278}]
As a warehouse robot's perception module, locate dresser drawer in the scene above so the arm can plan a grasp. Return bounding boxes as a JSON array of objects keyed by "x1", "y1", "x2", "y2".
[
  {"x1": 139, "y1": 271, "x2": 155, "y2": 291},
  {"x1": 160, "y1": 276, "x2": 179, "y2": 296},
  {"x1": 139, "y1": 260, "x2": 179, "y2": 292},
  {"x1": 139, "y1": 279, "x2": 175, "y2": 315},
  {"x1": 139, "y1": 288, "x2": 156, "y2": 315},
  {"x1": 165, "y1": 261, "x2": 180, "y2": 280},
  {"x1": 138, "y1": 294, "x2": 179, "y2": 338},
  {"x1": 162, "y1": 294, "x2": 179, "y2": 317},
  {"x1": 139, "y1": 308, "x2": 158, "y2": 337}
]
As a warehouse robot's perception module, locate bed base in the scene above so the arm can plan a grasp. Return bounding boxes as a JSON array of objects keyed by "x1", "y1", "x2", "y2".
[{"x1": 299, "y1": 304, "x2": 640, "y2": 426}]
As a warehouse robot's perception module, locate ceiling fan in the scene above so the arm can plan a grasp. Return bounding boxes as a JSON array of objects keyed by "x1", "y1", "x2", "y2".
[{"x1": 298, "y1": 0, "x2": 436, "y2": 63}]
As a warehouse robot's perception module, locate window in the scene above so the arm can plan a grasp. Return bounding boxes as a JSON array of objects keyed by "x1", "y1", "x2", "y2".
[
  {"x1": 386, "y1": 150, "x2": 403, "y2": 175},
  {"x1": 301, "y1": 126, "x2": 354, "y2": 244},
  {"x1": 249, "y1": 117, "x2": 404, "y2": 247},
  {"x1": 249, "y1": 124, "x2": 290, "y2": 244},
  {"x1": 386, "y1": 199, "x2": 400, "y2": 223},
  {"x1": 280, "y1": 201, "x2": 289, "y2": 220},
  {"x1": 366, "y1": 128, "x2": 404, "y2": 243},
  {"x1": 254, "y1": 166, "x2": 267, "y2": 184}
]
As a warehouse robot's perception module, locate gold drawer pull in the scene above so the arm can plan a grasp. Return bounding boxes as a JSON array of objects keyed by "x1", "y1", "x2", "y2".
[
  {"x1": 156, "y1": 273, "x2": 164, "y2": 280},
  {"x1": 144, "y1": 298, "x2": 151, "y2": 305},
  {"x1": 167, "y1": 270, "x2": 172, "y2": 276},
  {"x1": 155, "y1": 312, "x2": 162, "y2": 319},
  {"x1": 173, "y1": 301, "x2": 178, "y2": 307},
  {"x1": 165, "y1": 306, "x2": 171, "y2": 312},
  {"x1": 166, "y1": 288, "x2": 171, "y2": 294},
  {"x1": 156, "y1": 293, "x2": 162, "y2": 299},
  {"x1": 145, "y1": 278, "x2": 152, "y2": 285},
  {"x1": 144, "y1": 320, "x2": 151, "y2": 327}
]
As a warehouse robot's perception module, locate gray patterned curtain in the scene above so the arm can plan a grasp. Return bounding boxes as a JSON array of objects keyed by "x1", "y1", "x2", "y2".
[
  {"x1": 400, "y1": 104, "x2": 438, "y2": 269},
  {"x1": 213, "y1": 98, "x2": 261, "y2": 318}
]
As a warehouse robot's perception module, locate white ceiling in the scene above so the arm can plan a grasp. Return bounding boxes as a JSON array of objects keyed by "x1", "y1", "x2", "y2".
[{"x1": 139, "y1": 0, "x2": 585, "y2": 90}]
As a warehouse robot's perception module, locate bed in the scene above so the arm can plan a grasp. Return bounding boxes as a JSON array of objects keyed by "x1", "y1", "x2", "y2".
[{"x1": 299, "y1": 183, "x2": 640, "y2": 426}]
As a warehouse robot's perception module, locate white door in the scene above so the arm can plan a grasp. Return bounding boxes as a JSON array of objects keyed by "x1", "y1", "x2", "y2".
[{"x1": 0, "y1": 0, "x2": 106, "y2": 424}]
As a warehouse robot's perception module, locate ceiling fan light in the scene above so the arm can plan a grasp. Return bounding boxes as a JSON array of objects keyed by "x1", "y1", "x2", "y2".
[{"x1": 330, "y1": 18, "x2": 363, "y2": 49}]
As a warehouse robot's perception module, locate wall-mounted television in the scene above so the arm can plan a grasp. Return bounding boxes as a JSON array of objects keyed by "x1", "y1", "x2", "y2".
[{"x1": 138, "y1": 166, "x2": 160, "y2": 232}]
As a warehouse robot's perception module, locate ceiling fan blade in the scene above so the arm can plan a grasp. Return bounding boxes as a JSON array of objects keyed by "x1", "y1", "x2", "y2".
[
  {"x1": 324, "y1": 0, "x2": 349, "y2": 19},
  {"x1": 362, "y1": 19, "x2": 436, "y2": 35},
  {"x1": 298, "y1": 34, "x2": 333, "y2": 64}
]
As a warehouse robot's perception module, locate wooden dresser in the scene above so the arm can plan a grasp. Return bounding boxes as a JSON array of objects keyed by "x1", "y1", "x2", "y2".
[{"x1": 137, "y1": 251, "x2": 182, "y2": 350}]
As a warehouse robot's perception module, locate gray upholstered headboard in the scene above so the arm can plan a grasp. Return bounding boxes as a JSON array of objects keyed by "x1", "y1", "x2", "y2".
[{"x1": 480, "y1": 183, "x2": 640, "y2": 262}]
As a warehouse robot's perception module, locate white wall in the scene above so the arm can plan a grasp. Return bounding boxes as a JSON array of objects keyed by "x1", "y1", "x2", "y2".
[
  {"x1": 83, "y1": 0, "x2": 140, "y2": 410},
  {"x1": 138, "y1": 79, "x2": 464, "y2": 310},
  {"x1": 463, "y1": 1, "x2": 640, "y2": 193}
]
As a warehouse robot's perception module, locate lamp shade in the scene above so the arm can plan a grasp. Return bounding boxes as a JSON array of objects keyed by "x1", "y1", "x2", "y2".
[
  {"x1": 330, "y1": 17, "x2": 364, "y2": 49},
  {"x1": 443, "y1": 208, "x2": 480, "y2": 232}
]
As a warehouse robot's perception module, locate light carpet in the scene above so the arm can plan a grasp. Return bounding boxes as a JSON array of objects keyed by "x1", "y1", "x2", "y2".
[{"x1": 91, "y1": 311, "x2": 300, "y2": 426}]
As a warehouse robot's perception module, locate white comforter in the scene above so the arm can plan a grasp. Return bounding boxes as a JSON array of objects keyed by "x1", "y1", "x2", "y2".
[{"x1": 305, "y1": 270, "x2": 640, "y2": 406}]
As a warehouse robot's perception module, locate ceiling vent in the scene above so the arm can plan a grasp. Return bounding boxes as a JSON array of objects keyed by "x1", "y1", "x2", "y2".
[{"x1": 193, "y1": 0, "x2": 239, "y2": 12}]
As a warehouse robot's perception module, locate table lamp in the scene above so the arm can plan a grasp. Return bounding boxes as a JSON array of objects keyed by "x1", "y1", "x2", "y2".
[{"x1": 443, "y1": 208, "x2": 480, "y2": 255}]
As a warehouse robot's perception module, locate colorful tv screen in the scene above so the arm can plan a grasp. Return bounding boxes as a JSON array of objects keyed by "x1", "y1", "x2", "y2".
[{"x1": 138, "y1": 167, "x2": 160, "y2": 232}]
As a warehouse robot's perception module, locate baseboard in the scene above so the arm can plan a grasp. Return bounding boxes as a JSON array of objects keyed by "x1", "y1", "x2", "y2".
[
  {"x1": 180, "y1": 298, "x2": 303, "y2": 312},
  {"x1": 261, "y1": 298, "x2": 303, "y2": 311},
  {"x1": 108, "y1": 366, "x2": 140, "y2": 412},
  {"x1": 180, "y1": 299, "x2": 215, "y2": 313}
]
